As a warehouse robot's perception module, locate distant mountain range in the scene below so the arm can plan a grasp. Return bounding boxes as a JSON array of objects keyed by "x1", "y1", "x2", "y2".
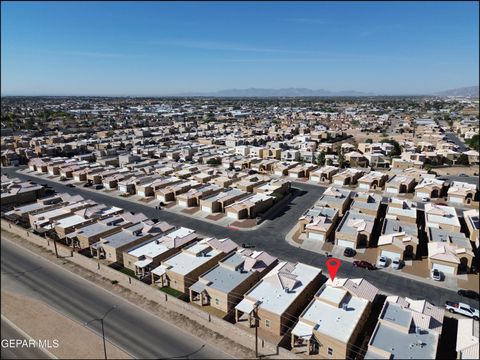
[
  {"x1": 434, "y1": 86, "x2": 479, "y2": 97},
  {"x1": 173, "y1": 88, "x2": 376, "y2": 97},
  {"x1": 171, "y1": 85, "x2": 479, "y2": 98}
]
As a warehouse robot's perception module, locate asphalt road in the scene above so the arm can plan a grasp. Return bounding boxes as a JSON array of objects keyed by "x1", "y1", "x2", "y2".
[
  {"x1": 0, "y1": 237, "x2": 231, "y2": 359},
  {"x1": 444, "y1": 131, "x2": 469, "y2": 152},
  {"x1": 2, "y1": 167, "x2": 478, "y2": 310},
  {"x1": 1, "y1": 318, "x2": 51, "y2": 360}
]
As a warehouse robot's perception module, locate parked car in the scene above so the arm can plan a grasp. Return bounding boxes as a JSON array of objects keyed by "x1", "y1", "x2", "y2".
[
  {"x1": 421, "y1": 197, "x2": 430, "y2": 202},
  {"x1": 66, "y1": 184, "x2": 75, "y2": 188},
  {"x1": 353, "y1": 261, "x2": 376, "y2": 270},
  {"x1": 59, "y1": 176, "x2": 67, "y2": 181},
  {"x1": 391, "y1": 258, "x2": 402, "y2": 270},
  {"x1": 95, "y1": 184, "x2": 104, "y2": 190},
  {"x1": 83, "y1": 183, "x2": 91, "y2": 187},
  {"x1": 377, "y1": 256, "x2": 388, "y2": 268},
  {"x1": 343, "y1": 247, "x2": 356, "y2": 257},
  {"x1": 431, "y1": 269, "x2": 442, "y2": 281},
  {"x1": 241, "y1": 243, "x2": 255, "y2": 249},
  {"x1": 457, "y1": 289, "x2": 480, "y2": 300},
  {"x1": 445, "y1": 301, "x2": 479, "y2": 320}
]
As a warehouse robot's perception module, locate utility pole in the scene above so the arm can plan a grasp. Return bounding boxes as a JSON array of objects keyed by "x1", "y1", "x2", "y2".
[
  {"x1": 85, "y1": 305, "x2": 118, "y2": 360},
  {"x1": 253, "y1": 304, "x2": 259, "y2": 358}
]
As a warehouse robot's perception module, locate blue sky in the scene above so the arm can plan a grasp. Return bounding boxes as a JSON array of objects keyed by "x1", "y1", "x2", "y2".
[{"x1": 1, "y1": 1, "x2": 478, "y2": 95}]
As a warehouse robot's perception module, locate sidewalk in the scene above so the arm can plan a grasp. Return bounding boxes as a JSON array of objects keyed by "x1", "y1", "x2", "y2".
[{"x1": 1, "y1": 290, "x2": 131, "y2": 359}]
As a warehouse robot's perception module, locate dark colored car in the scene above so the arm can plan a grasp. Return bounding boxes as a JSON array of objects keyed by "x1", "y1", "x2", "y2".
[
  {"x1": 241, "y1": 243, "x2": 255, "y2": 249},
  {"x1": 66, "y1": 184, "x2": 75, "y2": 188},
  {"x1": 95, "y1": 184, "x2": 104, "y2": 190},
  {"x1": 353, "y1": 260, "x2": 376, "y2": 270},
  {"x1": 343, "y1": 247, "x2": 356, "y2": 257},
  {"x1": 458, "y1": 289, "x2": 480, "y2": 300}
]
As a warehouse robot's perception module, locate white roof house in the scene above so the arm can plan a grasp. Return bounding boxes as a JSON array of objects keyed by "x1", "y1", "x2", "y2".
[{"x1": 235, "y1": 261, "x2": 321, "y2": 316}]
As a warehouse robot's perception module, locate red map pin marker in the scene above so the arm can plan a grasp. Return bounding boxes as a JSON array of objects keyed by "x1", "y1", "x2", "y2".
[{"x1": 326, "y1": 258, "x2": 340, "y2": 281}]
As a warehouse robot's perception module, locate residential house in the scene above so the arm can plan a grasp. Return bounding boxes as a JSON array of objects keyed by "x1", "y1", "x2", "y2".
[
  {"x1": 151, "y1": 237, "x2": 238, "y2": 293},
  {"x1": 456, "y1": 319, "x2": 479, "y2": 360},
  {"x1": 123, "y1": 226, "x2": 197, "y2": 278},
  {"x1": 350, "y1": 193, "x2": 382, "y2": 217},
  {"x1": 464, "y1": 209, "x2": 479, "y2": 247},
  {"x1": 448, "y1": 181, "x2": 477, "y2": 206},
  {"x1": 357, "y1": 171, "x2": 389, "y2": 190},
  {"x1": 309, "y1": 166, "x2": 339, "y2": 184},
  {"x1": 190, "y1": 249, "x2": 278, "y2": 313},
  {"x1": 335, "y1": 210, "x2": 376, "y2": 249},
  {"x1": 235, "y1": 261, "x2": 323, "y2": 336},
  {"x1": 291, "y1": 278, "x2": 378, "y2": 358},
  {"x1": 332, "y1": 168, "x2": 365, "y2": 186},
  {"x1": 424, "y1": 203, "x2": 461, "y2": 232},
  {"x1": 378, "y1": 219, "x2": 419, "y2": 261},
  {"x1": 315, "y1": 187, "x2": 352, "y2": 216},
  {"x1": 365, "y1": 296, "x2": 444, "y2": 359},
  {"x1": 415, "y1": 177, "x2": 447, "y2": 200},
  {"x1": 385, "y1": 174, "x2": 416, "y2": 195},
  {"x1": 384, "y1": 198, "x2": 417, "y2": 224},
  {"x1": 427, "y1": 227, "x2": 474, "y2": 275},
  {"x1": 225, "y1": 193, "x2": 274, "y2": 220}
]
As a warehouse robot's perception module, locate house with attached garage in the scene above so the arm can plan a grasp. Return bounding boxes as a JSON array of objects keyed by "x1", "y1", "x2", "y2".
[
  {"x1": 298, "y1": 206, "x2": 339, "y2": 243},
  {"x1": 335, "y1": 210, "x2": 376, "y2": 249},
  {"x1": 447, "y1": 181, "x2": 478, "y2": 206},
  {"x1": 332, "y1": 168, "x2": 365, "y2": 186},
  {"x1": 427, "y1": 227, "x2": 475, "y2": 275},
  {"x1": 309, "y1": 165, "x2": 339, "y2": 184},
  {"x1": 315, "y1": 187, "x2": 352, "y2": 216},
  {"x1": 357, "y1": 171, "x2": 389, "y2": 190},
  {"x1": 377, "y1": 219, "x2": 419, "y2": 262},
  {"x1": 224, "y1": 193, "x2": 274, "y2": 220},
  {"x1": 414, "y1": 176, "x2": 447, "y2": 200},
  {"x1": 385, "y1": 174, "x2": 416, "y2": 195},
  {"x1": 200, "y1": 188, "x2": 248, "y2": 214},
  {"x1": 176, "y1": 184, "x2": 223, "y2": 208}
]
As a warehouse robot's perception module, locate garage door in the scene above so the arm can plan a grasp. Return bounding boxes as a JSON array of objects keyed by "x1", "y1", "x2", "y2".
[
  {"x1": 201, "y1": 206, "x2": 212, "y2": 213},
  {"x1": 308, "y1": 232, "x2": 324, "y2": 241},
  {"x1": 227, "y1": 212, "x2": 238, "y2": 219},
  {"x1": 178, "y1": 200, "x2": 188, "y2": 207},
  {"x1": 381, "y1": 250, "x2": 400, "y2": 260},
  {"x1": 386, "y1": 187, "x2": 398, "y2": 194},
  {"x1": 417, "y1": 192, "x2": 429, "y2": 199},
  {"x1": 337, "y1": 240, "x2": 355, "y2": 249},
  {"x1": 432, "y1": 263, "x2": 455, "y2": 274}
]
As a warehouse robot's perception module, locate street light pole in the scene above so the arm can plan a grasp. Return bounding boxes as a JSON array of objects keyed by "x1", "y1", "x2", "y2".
[{"x1": 85, "y1": 305, "x2": 118, "y2": 360}]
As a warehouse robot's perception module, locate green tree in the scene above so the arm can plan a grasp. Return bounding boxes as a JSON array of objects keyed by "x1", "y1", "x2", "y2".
[
  {"x1": 383, "y1": 139, "x2": 402, "y2": 157},
  {"x1": 338, "y1": 152, "x2": 346, "y2": 168},
  {"x1": 467, "y1": 135, "x2": 480, "y2": 151},
  {"x1": 456, "y1": 153, "x2": 470, "y2": 166},
  {"x1": 317, "y1": 151, "x2": 326, "y2": 166},
  {"x1": 365, "y1": 138, "x2": 373, "y2": 144}
]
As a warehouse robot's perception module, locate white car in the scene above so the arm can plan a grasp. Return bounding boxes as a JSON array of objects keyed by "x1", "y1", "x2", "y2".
[
  {"x1": 431, "y1": 268, "x2": 442, "y2": 281},
  {"x1": 421, "y1": 197, "x2": 430, "y2": 202},
  {"x1": 391, "y1": 258, "x2": 401, "y2": 270},
  {"x1": 377, "y1": 256, "x2": 388, "y2": 268},
  {"x1": 445, "y1": 301, "x2": 479, "y2": 321}
]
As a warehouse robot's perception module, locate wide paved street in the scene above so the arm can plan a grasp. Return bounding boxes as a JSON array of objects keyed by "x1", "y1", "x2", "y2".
[
  {"x1": 1, "y1": 237, "x2": 231, "y2": 359},
  {"x1": 2, "y1": 167, "x2": 478, "y2": 310}
]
